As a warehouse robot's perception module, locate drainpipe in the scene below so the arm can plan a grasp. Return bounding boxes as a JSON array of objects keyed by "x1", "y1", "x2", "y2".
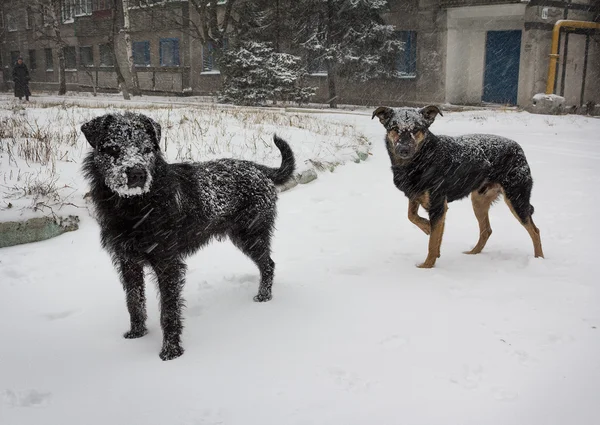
[{"x1": 545, "y1": 20, "x2": 600, "y2": 95}]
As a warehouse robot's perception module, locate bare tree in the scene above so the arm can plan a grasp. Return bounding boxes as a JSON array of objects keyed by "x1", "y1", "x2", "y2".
[
  {"x1": 136, "y1": 0, "x2": 237, "y2": 46},
  {"x1": 120, "y1": 0, "x2": 140, "y2": 96},
  {"x1": 26, "y1": 0, "x2": 68, "y2": 95}
]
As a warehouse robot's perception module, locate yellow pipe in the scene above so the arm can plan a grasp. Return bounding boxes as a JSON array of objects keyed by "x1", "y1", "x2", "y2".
[{"x1": 546, "y1": 19, "x2": 600, "y2": 94}]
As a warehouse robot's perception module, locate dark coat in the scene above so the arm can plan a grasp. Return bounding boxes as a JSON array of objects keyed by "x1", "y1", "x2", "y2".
[{"x1": 12, "y1": 62, "x2": 31, "y2": 98}]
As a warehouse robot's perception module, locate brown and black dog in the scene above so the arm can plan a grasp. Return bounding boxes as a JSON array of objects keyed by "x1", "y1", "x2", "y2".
[{"x1": 373, "y1": 105, "x2": 544, "y2": 268}]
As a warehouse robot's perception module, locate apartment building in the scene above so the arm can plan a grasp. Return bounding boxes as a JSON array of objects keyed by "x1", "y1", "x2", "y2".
[{"x1": 1, "y1": 0, "x2": 598, "y2": 107}]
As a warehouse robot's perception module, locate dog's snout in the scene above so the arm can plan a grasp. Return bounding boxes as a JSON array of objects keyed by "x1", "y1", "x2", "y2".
[
  {"x1": 397, "y1": 146, "x2": 411, "y2": 156},
  {"x1": 126, "y1": 168, "x2": 146, "y2": 188}
]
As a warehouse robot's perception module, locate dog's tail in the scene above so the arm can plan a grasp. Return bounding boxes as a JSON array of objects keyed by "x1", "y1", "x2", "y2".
[{"x1": 255, "y1": 135, "x2": 296, "y2": 185}]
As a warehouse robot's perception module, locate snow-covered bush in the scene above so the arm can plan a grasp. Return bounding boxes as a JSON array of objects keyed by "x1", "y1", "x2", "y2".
[{"x1": 219, "y1": 42, "x2": 315, "y2": 106}]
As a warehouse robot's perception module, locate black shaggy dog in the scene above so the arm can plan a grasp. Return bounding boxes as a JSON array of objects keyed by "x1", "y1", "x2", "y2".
[
  {"x1": 81, "y1": 112, "x2": 295, "y2": 360},
  {"x1": 373, "y1": 105, "x2": 544, "y2": 268}
]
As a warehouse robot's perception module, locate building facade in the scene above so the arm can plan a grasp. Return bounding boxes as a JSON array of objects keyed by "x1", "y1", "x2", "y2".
[{"x1": 1, "y1": 0, "x2": 599, "y2": 107}]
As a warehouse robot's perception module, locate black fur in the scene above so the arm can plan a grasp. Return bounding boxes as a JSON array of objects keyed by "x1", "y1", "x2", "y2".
[
  {"x1": 373, "y1": 105, "x2": 542, "y2": 265},
  {"x1": 81, "y1": 112, "x2": 295, "y2": 360}
]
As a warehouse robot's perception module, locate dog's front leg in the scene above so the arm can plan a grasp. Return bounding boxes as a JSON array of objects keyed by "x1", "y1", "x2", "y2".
[
  {"x1": 408, "y1": 199, "x2": 431, "y2": 235},
  {"x1": 118, "y1": 258, "x2": 148, "y2": 339},
  {"x1": 417, "y1": 198, "x2": 448, "y2": 268},
  {"x1": 150, "y1": 258, "x2": 186, "y2": 361}
]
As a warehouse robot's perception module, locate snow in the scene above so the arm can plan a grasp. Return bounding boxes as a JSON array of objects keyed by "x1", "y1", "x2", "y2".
[{"x1": 1, "y1": 100, "x2": 599, "y2": 425}]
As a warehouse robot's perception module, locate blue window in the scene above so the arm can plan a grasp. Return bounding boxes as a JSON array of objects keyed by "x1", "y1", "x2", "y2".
[
  {"x1": 133, "y1": 41, "x2": 151, "y2": 66},
  {"x1": 202, "y1": 39, "x2": 228, "y2": 72},
  {"x1": 395, "y1": 31, "x2": 417, "y2": 78},
  {"x1": 160, "y1": 38, "x2": 179, "y2": 67}
]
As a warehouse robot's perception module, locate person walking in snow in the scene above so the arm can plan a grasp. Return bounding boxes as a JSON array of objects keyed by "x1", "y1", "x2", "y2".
[{"x1": 12, "y1": 56, "x2": 31, "y2": 102}]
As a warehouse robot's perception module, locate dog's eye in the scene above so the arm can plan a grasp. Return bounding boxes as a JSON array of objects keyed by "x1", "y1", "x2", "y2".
[
  {"x1": 142, "y1": 146, "x2": 153, "y2": 154},
  {"x1": 102, "y1": 146, "x2": 120, "y2": 156}
]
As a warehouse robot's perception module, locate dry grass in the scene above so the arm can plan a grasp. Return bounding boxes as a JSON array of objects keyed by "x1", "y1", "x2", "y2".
[{"x1": 0, "y1": 100, "x2": 369, "y2": 217}]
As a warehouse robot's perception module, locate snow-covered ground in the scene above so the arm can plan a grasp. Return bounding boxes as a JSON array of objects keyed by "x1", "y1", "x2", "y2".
[{"x1": 1, "y1": 99, "x2": 599, "y2": 425}]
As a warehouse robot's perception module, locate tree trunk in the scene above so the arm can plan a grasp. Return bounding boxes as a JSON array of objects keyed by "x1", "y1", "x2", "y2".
[
  {"x1": 326, "y1": 0, "x2": 337, "y2": 108},
  {"x1": 326, "y1": 62, "x2": 337, "y2": 109},
  {"x1": 121, "y1": 0, "x2": 141, "y2": 96},
  {"x1": 48, "y1": 0, "x2": 67, "y2": 95},
  {"x1": 111, "y1": 1, "x2": 131, "y2": 100},
  {"x1": 57, "y1": 47, "x2": 67, "y2": 95}
]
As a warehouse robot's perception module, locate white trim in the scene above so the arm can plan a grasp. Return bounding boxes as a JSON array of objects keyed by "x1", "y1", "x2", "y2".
[{"x1": 200, "y1": 70, "x2": 221, "y2": 75}]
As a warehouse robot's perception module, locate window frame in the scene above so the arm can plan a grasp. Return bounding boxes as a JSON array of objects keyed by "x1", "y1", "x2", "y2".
[
  {"x1": 133, "y1": 41, "x2": 151, "y2": 67},
  {"x1": 75, "y1": 0, "x2": 93, "y2": 16},
  {"x1": 6, "y1": 13, "x2": 18, "y2": 32},
  {"x1": 159, "y1": 38, "x2": 180, "y2": 67},
  {"x1": 201, "y1": 38, "x2": 227, "y2": 74},
  {"x1": 99, "y1": 43, "x2": 114, "y2": 67},
  {"x1": 395, "y1": 30, "x2": 417, "y2": 79},
  {"x1": 64, "y1": 46, "x2": 77, "y2": 70},
  {"x1": 45, "y1": 48, "x2": 54, "y2": 71},
  {"x1": 29, "y1": 49, "x2": 37, "y2": 70},
  {"x1": 62, "y1": 0, "x2": 75, "y2": 24},
  {"x1": 80, "y1": 45, "x2": 94, "y2": 67}
]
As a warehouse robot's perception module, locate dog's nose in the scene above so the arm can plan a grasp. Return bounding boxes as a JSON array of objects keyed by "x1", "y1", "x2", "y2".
[
  {"x1": 126, "y1": 168, "x2": 146, "y2": 188},
  {"x1": 397, "y1": 146, "x2": 411, "y2": 157}
]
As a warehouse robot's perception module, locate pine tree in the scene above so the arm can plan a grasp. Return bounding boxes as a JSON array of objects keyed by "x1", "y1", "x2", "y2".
[
  {"x1": 293, "y1": 0, "x2": 403, "y2": 108},
  {"x1": 219, "y1": 1, "x2": 315, "y2": 106},
  {"x1": 219, "y1": 41, "x2": 314, "y2": 106}
]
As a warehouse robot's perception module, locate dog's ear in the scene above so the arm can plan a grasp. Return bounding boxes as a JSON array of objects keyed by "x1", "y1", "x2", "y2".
[
  {"x1": 419, "y1": 105, "x2": 443, "y2": 123},
  {"x1": 139, "y1": 115, "x2": 162, "y2": 150},
  {"x1": 372, "y1": 107, "x2": 394, "y2": 125},
  {"x1": 81, "y1": 114, "x2": 114, "y2": 148}
]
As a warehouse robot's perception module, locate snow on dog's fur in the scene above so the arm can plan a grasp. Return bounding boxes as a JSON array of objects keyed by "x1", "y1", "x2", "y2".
[{"x1": 81, "y1": 112, "x2": 295, "y2": 361}]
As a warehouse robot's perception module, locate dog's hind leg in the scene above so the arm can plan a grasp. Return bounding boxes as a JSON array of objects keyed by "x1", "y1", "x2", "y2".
[
  {"x1": 230, "y1": 224, "x2": 276, "y2": 303},
  {"x1": 501, "y1": 185, "x2": 544, "y2": 258},
  {"x1": 464, "y1": 184, "x2": 501, "y2": 255},
  {"x1": 149, "y1": 258, "x2": 186, "y2": 361},
  {"x1": 118, "y1": 258, "x2": 148, "y2": 339}
]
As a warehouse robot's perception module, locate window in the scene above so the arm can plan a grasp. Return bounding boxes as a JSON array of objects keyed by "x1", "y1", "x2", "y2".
[
  {"x1": 29, "y1": 50, "x2": 37, "y2": 70},
  {"x1": 133, "y1": 41, "x2": 151, "y2": 66},
  {"x1": 160, "y1": 38, "x2": 179, "y2": 67},
  {"x1": 64, "y1": 46, "x2": 77, "y2": 69},
  {"x1": 131, "y1": 0, "x2": 188, "y2": 6},
  {"x1": 62, "y1": 0, "x2": 74, "y2": 23},
  {"x1": 0, "y1": 11, "x2": 4, "y2": 29},
  {"x1": 99, "y1": 44, "x2": 114, "y2": 67},
  {"x1": 395, "y1": 30, "x2": 417, "y2": 78},
  {"x1": 75, "y1": 0, "x2": 92, "y2": 16},
  {"x1": 80, "y1": 46, "x2": 94, "y2": 67},
  {"x1": 26, "y1": 8, "x2": 34, "y2": 29},
  {"x1": 307, "y1": 55, "x2": 327, "y2": 75},
  {"x1": 10, "y1": 51, "x2": 20, "y2": 66},
  {"x1": 45, "y1": 48, "x2": 54, "y2": 71},
  {"x1": 92, "y1": 0, "x2": 112, "y2": 11},
  {"x1": 7, "y1": 13, "x2": 18, "y2": 32},
  {"x1": 202, "y1": 39, "x2": 227, "y2": 73}
]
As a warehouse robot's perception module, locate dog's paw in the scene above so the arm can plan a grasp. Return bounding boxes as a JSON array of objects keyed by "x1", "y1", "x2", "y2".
[
  {"x1": 123, "y1": 327, "x2": 148, "y2": 339},
  {"x1": 253, "y1": 293, "x2": 273, "y2": 302},
  {"x1": 416, "y1": 261, "x2": 435, "y2": 269},
  {"x1": 159, "y1": 344, "x2": 184, "y2": 361}
]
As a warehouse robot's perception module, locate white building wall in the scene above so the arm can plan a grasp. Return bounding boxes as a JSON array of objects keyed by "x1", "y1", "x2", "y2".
[{"x1": 445, "y1": 4, "x2": 526, "y2": 105}]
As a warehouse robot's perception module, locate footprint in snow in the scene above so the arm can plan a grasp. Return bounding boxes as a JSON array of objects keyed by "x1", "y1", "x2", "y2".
[
  {"x1": 327, "y1": 366, "x2": 374, "y2": 393},
  {"x1": 42, "y1": 309, "x2": 81, "y2": 321},
  {"x1": 2, "y1": 389, "x2": 52, "y2": 407},
  {"x1": 379, "y1": 335, "x2": 409, "y2": 349}
]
